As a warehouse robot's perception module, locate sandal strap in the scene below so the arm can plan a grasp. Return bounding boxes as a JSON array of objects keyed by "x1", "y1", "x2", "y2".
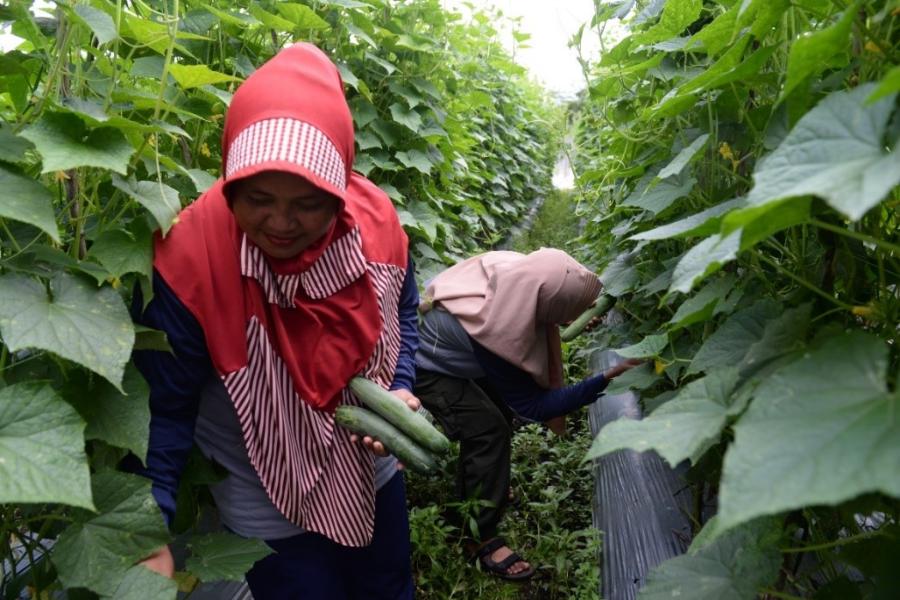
[
  {"x1": 493, "y1": 551, "x2": 526, "y2": 572},
  {"x1": 475, "y1": 536, "x2": 506, "y2": 558}
]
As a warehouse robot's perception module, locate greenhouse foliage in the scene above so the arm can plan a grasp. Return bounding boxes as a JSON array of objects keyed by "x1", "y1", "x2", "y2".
[
  {"x1": 1, "y1": 0, "x2": 899, "y2": 598},
  {"x1": 573, "y1": 0, "x2": 899, "y2": 598}
]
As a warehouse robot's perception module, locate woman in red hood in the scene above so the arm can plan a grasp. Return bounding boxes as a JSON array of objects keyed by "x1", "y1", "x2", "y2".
[{"x1": 131, "y1": 43, "x2": 419, "y2": 599}]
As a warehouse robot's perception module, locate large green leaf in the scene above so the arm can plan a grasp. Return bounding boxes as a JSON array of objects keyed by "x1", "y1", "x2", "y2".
[
  {"x1": 355, "y1": 129, "x2": 382, "y2": 151},
  {"x1": 599, "y1": 251, "x2": 640, "y2": 296},
  {"x1": 0, "y1": 122, "x2": 35, "y2": 163},
  {"x1": 604, "y1": 362, "x2": 661, "y2": 395},
  {"x1": 688, "y1": 301, "x2": 808, "y2": 376},
  {"x1": 66, "y1": 363, "x2": 151, "y2": 464},
  {"x1": 667, "y1": 275, "x2": 735, "y2": 330},
  {"x1": 739, "y1": 303, "x2": 810, "y2": 375},
  {"x1": 276, "y1": 3, "x2": 330, "y2": 29},
  {"x1": 677, "y1": 35, "x2": 752, "y2": 97},
  {"x1": 715, "y1": 333, "x2": 900, "y2": 537},
  {"x1": 662, "y1": 197, "x2": 807, "y2": 293},
  {"x1": 720, "y1": 196, "x2": 811, "y2": 249},
  {"x1": 687, "y1": 43, "x2": 777, "y2": 95},
  {"x1": 868, "y1": 64, "x2": 900, "y2": 102},
  {"x1": 630, "y1": 198, "x2": 743, "y2": 241},
  {"x1": 0, "y1": 273, "x2": 134, "y2": 389},
  {"x1": 20, "y1": 112, "x2": 135, "y2": 175},
  {"x1": 782, "y1": 4, "x2": 857, "y2": 100},
  {"x1": 72, "y1": 4, "x2": 118, "y2": 45},
  {"x1": 168, "y1": 64, "x2": 240, "y2": 89},
  {"x1": 688, "y1": 2, "x2": 738, "y2": 54},
  {"x1": 0, "y1": 383, "x2": 93, "y2": 509},
  {"x1": 398, "y1": 200, "x2": 442, "y2": 241},
  {"x1": 746, "y1": 84, "x2": 900, "y2": 221},
  {"x1": 638, "y1": 517, "x2": 782, "y2": 600},
  {"x1": 111, "y1": 175, "x2": 182, "y2": 235},
  {"x1": 87, "y1": 225, "x2": 153, "y2": 280},
  {"x1": 0, "y1": 164, "x2": 61, "y2": 242},
  {"x1": 248, "y1": 4, "x2": 295, "y2": 30},
  {"x1": 614, "y1": 333, "x2": 668, "y2": 359},
  {"x1": 52, "y1": 471, "x2": 171, "y2": 597},
  {"x1": 395, "y1": 149, "x2": 433, "y2": 174},
  {"x1": 185, "y1": 533, "x2": 274, "y2": 582},
  {"x1": 7, "y1": 245, "x2": 111, "y2": 285},
  {"x1": 186, "y1": 169, "x2": 217, "y2": 194},
  {"x1": 632, "y1": 0, "x2": 702, "y2": 45},
  {"x1": 108, "y1": 566, "x2": 178, "y2": 600},
  {"x1": 389, "y1": 103, "x2": 423, "y2": 133},
  {"x1": 658, "y1": 133, "x2": 709, "y2": 178},
  {"x1": 669, "y1": 229, "x2": 741, "y2": 293},
  {"x1": 622, "y1": 172, "x2": 696, "y2": 215},
  {"x1": 587, "y1": 368, "x2": 740, "y2": 467},
  {"x1": 122, "y1": 13, "x2": 206, "y2": 56}
]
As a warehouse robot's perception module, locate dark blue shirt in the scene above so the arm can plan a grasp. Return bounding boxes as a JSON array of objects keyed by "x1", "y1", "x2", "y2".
[
  {"x1": 470, "y1": 338, "x2": 608, "y2": 422},
  {"x1": 416, "y1": 308, "x2": 607, "y2": 422}
]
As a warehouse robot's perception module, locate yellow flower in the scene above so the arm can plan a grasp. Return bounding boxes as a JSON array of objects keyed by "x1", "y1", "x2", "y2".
[
  {"x1": 864, "y1": 41, "x2": 883, "y2": 54},
  {"x1": 654, "y1": 359, "x2": 666, "y2": 375},
  {"x1": 718, "y1": 142, "x2": 739, "y2": 172},
  {"x1": 199, "y1": 142, "x2": 211, "y2": 157}
]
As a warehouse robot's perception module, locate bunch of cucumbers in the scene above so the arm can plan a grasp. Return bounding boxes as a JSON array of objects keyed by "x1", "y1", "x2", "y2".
[{"x1": 336, "y1": 377, "x2": 450, "y2": 474}]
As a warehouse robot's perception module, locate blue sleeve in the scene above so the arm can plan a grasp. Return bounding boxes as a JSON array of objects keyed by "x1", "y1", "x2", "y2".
[
  {"x1": 131, "y1": 272, "x2": 213, "y2": 526},
  {"x1": 470, "y1": 338, "x2": 608, "y2": 422},
  {"x1": 390, "y1": 254, "x2": 420, "y2": 392}
]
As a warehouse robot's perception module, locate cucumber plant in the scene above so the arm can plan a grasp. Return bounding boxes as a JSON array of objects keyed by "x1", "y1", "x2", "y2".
[{"x1": 572, "y1": 1, "x2": 900, "y2": 597}]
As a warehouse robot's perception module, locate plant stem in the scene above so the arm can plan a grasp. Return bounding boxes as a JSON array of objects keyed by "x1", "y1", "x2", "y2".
[
  {"x1": 153, "y1": 0, "x2": 180, "y2": 123},
  {"x1": 0, "y1": 344, "x2": 8, "y2": 384},
  {"x1": 752, "y1": 250, "x2": 853, "y2": 310},
  {"x1": 1, "y1": 219, "x2": 23, "y2": 252},
  {"x1": 810, "y1": 218, "x2": 900, "y2": 255},
  {"x1": 780, "y1": 528, "x2": 884, "y2": 553}
]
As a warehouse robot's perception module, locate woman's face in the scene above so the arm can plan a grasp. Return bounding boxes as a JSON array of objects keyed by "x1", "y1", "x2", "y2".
[{"x1": 230, "y1": 171, "x2": 340, "y2": 259}]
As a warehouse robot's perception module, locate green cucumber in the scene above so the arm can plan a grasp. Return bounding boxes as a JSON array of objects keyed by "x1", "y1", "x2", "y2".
[
  {"x1": 348, "y1": 377, "x2": 451, "y2": 454},
  {"x1": 335, "y1": 405, "x2": 439, "y2": 474},
  {"x1": 560, "y1": 294, "x2": 616, "y2": 342}
]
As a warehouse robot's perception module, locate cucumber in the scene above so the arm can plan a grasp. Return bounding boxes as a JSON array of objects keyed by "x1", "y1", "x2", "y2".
[
  {"x1": 560, "y1": 294, "x2": 616, "y2": 342},
  {"x1": 335, "y1": 405, "x2": 439, "y2": 474},
  {"x1": 349, "y1": 377, "x2": 451, "y2": 454}
]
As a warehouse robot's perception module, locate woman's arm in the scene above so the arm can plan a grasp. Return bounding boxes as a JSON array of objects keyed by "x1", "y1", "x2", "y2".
[
  {"x1": 130, "y1": 272, "x2": 213, "y2": 526},
  {"x1": 470, "y1": 339, "x2": 609, "y2": 422},
  {"x1": 389, "y1": 254, "x2": 419, "y2": 393}
]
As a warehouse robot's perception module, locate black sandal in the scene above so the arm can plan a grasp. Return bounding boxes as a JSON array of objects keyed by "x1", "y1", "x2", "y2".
[{"x1": 471, "y1": 537, "x2": 535, "y2": 582}]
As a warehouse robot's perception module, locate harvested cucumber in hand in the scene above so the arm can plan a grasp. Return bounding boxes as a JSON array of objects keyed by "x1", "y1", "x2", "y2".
[
  {"x1": 560, "y1": 294, "x2": 616, "y2": 342},
  {"x1": 335, "y1": 405, "x2": 439, "y2": 474},
  {"x1": 349, "y1": 376, "x2": 450, "y2": 454}
]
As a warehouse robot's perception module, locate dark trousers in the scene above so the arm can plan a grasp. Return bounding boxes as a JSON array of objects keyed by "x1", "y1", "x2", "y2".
[
  {"x1": 244, "y1": 472, "x2": 414, "y2": 599},
  {"x1": 414, "y1": 368, "x2": 512, "y2": 542}
]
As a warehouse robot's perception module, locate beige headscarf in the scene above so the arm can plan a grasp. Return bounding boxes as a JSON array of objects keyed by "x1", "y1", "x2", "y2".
[{"x1": 421, "y1": 248, "x2": 601, "y2": 388}]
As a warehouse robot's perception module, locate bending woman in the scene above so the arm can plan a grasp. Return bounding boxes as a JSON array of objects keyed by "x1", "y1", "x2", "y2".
[
  {"x1": 414, "y1": 249, "x2": 638, "y2": 581},
  {"x1": 132, "y1": 44, "x2": 419, "y2": 599}
]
